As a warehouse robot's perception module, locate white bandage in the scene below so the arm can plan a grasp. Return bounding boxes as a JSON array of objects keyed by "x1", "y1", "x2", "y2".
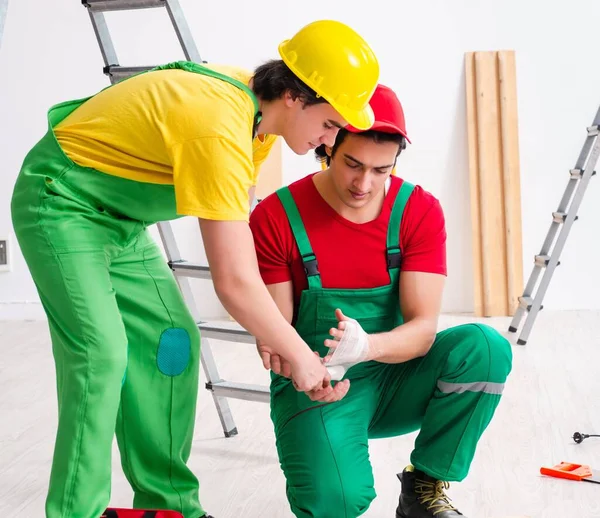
[{"x1": 325, "y1": 318, "x2": 370, "y2": 381}]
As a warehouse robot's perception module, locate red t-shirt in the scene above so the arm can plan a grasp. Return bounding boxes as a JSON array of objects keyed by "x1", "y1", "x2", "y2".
[{"x1": 249, "y1": 173, "x2": 447, "y2": 307}]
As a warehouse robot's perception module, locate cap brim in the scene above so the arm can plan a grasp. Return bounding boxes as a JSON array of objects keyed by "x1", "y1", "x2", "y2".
[
  {"x1": 334, "y1": 103, "x2": 374, "y2": 131},
  {"x1": 346, "y1": 120, "x2": 411, "y2": 143}
]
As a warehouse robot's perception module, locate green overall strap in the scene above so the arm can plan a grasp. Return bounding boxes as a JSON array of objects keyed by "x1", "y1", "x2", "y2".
[
  {"x1": 386, "y1": 180, "x2": 415, "y2": 278},
  {"x1": 276, "y1": 186, "x2": 322, "y2": 290},
  {"x1": 151, "y1": 61, "x2": 263, "y2": 136}
]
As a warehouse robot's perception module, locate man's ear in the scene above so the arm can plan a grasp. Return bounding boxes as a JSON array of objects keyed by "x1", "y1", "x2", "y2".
[
  {"x1": 325, "y1": 146, "x2": 333, "y2": 157},
  {"x1": 283, "y1": 89, "x2": 298, "y2": 108}
]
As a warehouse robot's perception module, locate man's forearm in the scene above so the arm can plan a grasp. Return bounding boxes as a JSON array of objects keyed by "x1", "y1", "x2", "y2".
[
  {"x1": 216, "y1": 274, "x2": 311, "y2": 365},
  {"x1": 368, "y1": 318, "x2": 438, "y2": 364},
  {"x1": 199, "y1": 218, "x2": 313, "y2": 366}
]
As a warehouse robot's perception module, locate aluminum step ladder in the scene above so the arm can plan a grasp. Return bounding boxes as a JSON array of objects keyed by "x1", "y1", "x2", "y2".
[
  {"x1": 0, "y1": 0, "x2": 9, "y2": 49},
  {"x1": 508, "y1": 104, "x2": 600, "y2": 345},
  {"x1": 81, "y1": 0, "x2": 270, "y2": 437}
]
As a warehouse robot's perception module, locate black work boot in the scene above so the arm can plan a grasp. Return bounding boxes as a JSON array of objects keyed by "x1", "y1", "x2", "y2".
[{"x1": 395, "y1": 465, "x2": 466, "y2": 517}]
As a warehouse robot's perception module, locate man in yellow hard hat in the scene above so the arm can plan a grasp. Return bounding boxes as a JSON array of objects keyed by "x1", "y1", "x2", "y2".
[{"x1": 10, "y1": 20, "x2": 379, "y2": 518}]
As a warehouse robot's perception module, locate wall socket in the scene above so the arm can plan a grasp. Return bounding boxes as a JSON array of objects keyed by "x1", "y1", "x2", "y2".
[{"x1": 0, "y1": 235, "x2": 11, "y2": 272}]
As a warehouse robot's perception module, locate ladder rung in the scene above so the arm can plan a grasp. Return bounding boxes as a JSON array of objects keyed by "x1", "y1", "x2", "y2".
[
  {"x1": 588, "y1": 125, "x2": 600, "y2": 137},
  {"x1": 83, "y1": 0, "x2": 165, "y2": 12},
  {"x1": 535, "y1": 255, "x2": 560, "y2": 267},
  {"x1": 206, "y1": 381, "x2": 270, "y2": 403},
  {"x1": 518, "y1": 296, "x2": 543, "y2": 312},
  {"x1": 552, "y1": 211, "x2": 579, "y2": 223},
  {"x1": 570, "y1": 168, "x2": 597, "y2": 179},
  {"x1": 519, "y1": 296, "x2": 533, "y2": 309},
  {"x1": 169, "y1": 260, "x2": 211, "y2": 280},
  {"x1": 199, "y1": 322, "x2": 255, "y2": 344},
  {"x1": 552, "y1": 211, "x2": 566, "y2": 223},
  {"x1": 570, "y1": 168, "x2": 583, "y2": 178},
  {"x1": 104, "y1": 65, "x2": 155, "y2": 80}
]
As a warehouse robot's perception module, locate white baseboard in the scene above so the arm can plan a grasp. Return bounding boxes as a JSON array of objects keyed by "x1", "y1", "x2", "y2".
[{"x1": 0, "y1": 302, "x2": 47, "y2": 320}]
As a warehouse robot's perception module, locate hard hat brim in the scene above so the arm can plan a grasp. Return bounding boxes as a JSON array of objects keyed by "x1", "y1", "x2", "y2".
[{"x1": 335, "y1": 103, "x2": 375, "y2": 131}]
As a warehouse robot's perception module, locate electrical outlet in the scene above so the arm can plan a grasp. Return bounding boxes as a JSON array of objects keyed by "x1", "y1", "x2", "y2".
[{"x1": 0, "y1": 236, "x2": 11, "y2": 272}]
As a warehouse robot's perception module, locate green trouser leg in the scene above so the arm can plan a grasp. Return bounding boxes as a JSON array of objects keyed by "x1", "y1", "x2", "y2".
[
  {"x1": 274, "y1": 381, "x2": 378, "y2": 518},
  {"x1": 11, "y1": 162, "x2": 203, "y2": 517},
  {"x1": 370, "y1": 323, "x2": 513, "y2": 481},
  {"x1": 112, "y1": 233, "x2": 202, "y2": 515},
  {"x1": 272, "y1": 323, "x2": 512, "y2": 518}
]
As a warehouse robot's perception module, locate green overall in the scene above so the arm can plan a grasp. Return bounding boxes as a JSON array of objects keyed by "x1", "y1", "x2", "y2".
[
  {"x1": 10, "y1": 62, "x2": 261, "y2": 518},
  {"x1": 270, "y1": 184, "x2": 513, "y2": 518}
]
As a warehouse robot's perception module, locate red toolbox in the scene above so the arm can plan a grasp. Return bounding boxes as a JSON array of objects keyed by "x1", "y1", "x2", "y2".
[{"x1": 102, "y1": 509, "x2": 184, "y2": 518}]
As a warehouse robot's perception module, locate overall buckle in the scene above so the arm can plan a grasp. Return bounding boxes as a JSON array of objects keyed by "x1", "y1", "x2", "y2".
[
  {"x1": 302, "y1": 253, "x2": 320, "y2": 277},
  {"x1": 387, "y1": 247, "x2": 401, "y2": 269}
]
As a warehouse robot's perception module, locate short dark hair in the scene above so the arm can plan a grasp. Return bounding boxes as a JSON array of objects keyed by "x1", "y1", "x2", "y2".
[
  {"x1": 252, "y1": 59, "x2": 328, "y2": 106},
  {"x1": 315, "y1": 128, "x2": 407, "y2": 166}
]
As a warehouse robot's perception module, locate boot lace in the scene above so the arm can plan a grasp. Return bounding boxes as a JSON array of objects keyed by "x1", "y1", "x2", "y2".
[{"x1": 414, "y1": 478, "x2": 458, "y2": 515}]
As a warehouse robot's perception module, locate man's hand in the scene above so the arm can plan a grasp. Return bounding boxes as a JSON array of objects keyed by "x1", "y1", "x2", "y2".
[
  {"x1": 257, "y1": 339, "x2": 336, "y2": 395},
  {"x1": 256, "y1": 339, "x2": 293, "y2": 378},
  {"x1": 289, "y1": 349, "x2": 333, "y2": 393},
  {"x1": 305, "y1": 378, "x2": 351, "y2": 403},
  {"x1": 258, "y1": 339, "x2": 328, "y2": 380},
  {"x1": 257, "y1": 338, "x2": 351, "y2": 402},
  {"x1": 323, "y1": 308, "x2": 374, "y2": 364}
]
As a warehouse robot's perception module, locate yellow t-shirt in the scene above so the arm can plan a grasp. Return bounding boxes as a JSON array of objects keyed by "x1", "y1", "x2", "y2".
[{"x1": 54, "y1": 63, "x2": 278, "y2": 221}]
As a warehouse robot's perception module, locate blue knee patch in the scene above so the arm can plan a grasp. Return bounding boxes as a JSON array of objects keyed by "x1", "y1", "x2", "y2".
[{"x1": 157, "y1": 327, "x2": 191, "y2": 376}]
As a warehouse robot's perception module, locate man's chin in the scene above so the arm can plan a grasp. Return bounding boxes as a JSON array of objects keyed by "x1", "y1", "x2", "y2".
[
  {"x1": 343, "y1": 198, "x2": 367, "y2": 209},
  {"x1": 299, "y1": 143, "x2": 316, "y2": 155},
  {"x1": 283, "y1": 138, "x2": 310, "y2": 155}
]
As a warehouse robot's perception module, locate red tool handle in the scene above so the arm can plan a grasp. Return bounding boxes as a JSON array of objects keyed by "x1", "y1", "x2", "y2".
[{"x1": 540, "y1": 462, "x2": 593, "y2": 481}]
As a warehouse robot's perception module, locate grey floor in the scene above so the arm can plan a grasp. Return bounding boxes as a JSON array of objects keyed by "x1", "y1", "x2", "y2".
[{"x1": 1, "y1": 310, "x2": 600, "y2": 518}]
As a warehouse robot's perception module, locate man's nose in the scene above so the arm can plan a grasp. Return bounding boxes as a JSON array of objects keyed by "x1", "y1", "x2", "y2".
[
  {"x1": 321, "y1": 127, "x2": 340, "y2": 147},
  {"x1": 354, "y1": 173, "x2": 371, "y2": 192}
]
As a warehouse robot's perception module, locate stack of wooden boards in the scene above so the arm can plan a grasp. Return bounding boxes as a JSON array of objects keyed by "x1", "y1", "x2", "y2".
[{"x1": 465, "y1": 50, "x2": 524, "y2": 317}]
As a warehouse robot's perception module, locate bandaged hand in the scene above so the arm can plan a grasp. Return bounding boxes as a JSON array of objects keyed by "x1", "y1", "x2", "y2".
[{"x1": 324, "y1": 309, "x2": 374, "y2": 381}]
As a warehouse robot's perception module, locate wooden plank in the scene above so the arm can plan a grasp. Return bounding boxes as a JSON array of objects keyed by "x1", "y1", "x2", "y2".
[
  {"x1": 464, "y1": 49, "x2": 524, "y2": 316},
  {"x1": 465, "y1": 52, "x2": 485, "y2": 317},
  {"x1": 474, "y1": 51, "x2": 509, "y2": 316},
  {"x1": 498, "y1": 50, "x2": 524, "y2": 315}
]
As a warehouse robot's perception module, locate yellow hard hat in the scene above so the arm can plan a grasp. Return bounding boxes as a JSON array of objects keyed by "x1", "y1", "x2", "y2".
[{"x1": 278, "y1": 20, "x2": 379, "y2": 130}]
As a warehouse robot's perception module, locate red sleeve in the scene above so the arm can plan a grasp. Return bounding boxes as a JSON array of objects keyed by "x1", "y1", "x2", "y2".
[
  {"x1": 249, "y1": 194, "x2": 295, "y2": 285},
  {"x1": 400, "y1": 188, "x2": 447, "y2": 276}
]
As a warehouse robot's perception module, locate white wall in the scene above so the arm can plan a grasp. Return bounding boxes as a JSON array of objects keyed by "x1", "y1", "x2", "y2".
[{"x1": 1, "y1": 0, "x2": 600, "y2": 320}]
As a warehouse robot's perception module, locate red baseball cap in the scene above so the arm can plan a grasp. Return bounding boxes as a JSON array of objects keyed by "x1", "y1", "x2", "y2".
[{"x1": 346, "y1": 84, "x2": 411, "y2": 143}]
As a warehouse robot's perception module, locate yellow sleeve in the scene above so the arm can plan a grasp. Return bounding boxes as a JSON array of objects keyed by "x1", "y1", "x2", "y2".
[{"x1": 170, "y1": 135, "x2": 254, "y2": 222}]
